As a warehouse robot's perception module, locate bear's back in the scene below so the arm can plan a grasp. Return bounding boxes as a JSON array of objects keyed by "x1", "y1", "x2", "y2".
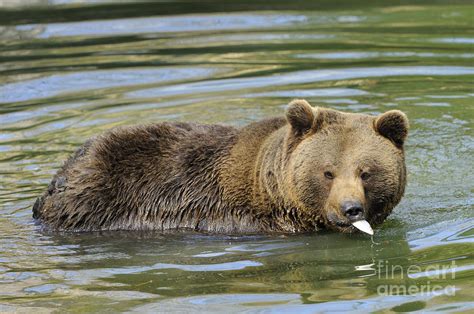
[{"x1": 33, "y1": 122, "x2": 239, "y2": 231}]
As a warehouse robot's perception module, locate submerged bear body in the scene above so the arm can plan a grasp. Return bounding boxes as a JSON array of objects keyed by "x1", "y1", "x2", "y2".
[{"x1": 33, "y1": 100, "x2": 408, "y2": 234}]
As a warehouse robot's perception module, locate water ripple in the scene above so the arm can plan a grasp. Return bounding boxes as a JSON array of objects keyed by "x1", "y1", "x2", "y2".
[
  {"x1": 0, "y1": 67, "x2": 217, "y2": 103},
  {"x1": 17, "y1": 14, "x2": 307, "y2": 38},
  {"x1": 127, "y1": 66, "x2": 474, "y2": 98}
]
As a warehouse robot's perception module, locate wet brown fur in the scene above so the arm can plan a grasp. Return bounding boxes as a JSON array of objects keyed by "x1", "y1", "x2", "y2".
[{"x1": 33, "y1": 100, "x2": 408, "y2": 233}]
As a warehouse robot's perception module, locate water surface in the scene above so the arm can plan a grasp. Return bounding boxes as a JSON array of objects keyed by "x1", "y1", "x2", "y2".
[{"x1": 0, "y1": 1, "x2": 473, "y2": 312}]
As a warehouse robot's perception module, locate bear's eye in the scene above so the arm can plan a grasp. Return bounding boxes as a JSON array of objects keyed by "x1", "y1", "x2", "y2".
[
  {"x1": 324, "y1": 171, "x2": 335, "y2": 180},
  {"x1": 361, "y1": 172, "x2": 371, "y2": 181}
]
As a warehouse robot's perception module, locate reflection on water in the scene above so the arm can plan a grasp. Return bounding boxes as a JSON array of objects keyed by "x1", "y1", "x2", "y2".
[
  {"x1": 126, "y1": 66, "x2": 474, "y2": 99},
  {"x1": 297, "y1": 51, "x2": 474, "y2": 59},
  {"x1": 18, "y1": 14, "x2": 307, "y2": 38},
  {"x1": 0, "y1": 67, "x2": 217, "y2": 102},
  {"x1": 0, "y1": 0, "x2": 473, "y2": 312}
]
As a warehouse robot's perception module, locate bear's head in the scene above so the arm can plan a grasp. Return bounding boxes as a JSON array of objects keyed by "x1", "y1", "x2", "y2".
[{"x1": 284, "y1": 99, "x2": 408, "y2": 233}]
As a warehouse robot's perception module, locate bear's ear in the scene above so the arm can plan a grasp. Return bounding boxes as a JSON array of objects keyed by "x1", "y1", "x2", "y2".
[
  {"x1": 286, "y1": 99, "x2": 316, "y2": 136},
  {"x1": 374, "y1": 110, "x2": 409, "y2": 147}
]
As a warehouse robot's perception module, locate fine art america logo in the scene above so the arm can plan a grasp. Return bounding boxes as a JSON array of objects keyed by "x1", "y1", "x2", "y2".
[{"x1": 358, "y1": 260, "x2": 458, "y2": 296}]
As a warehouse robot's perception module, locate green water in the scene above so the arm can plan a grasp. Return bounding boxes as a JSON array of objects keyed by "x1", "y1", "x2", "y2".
[{"x1": 0, "y1": 1, "x2": 473, "y2": 312}]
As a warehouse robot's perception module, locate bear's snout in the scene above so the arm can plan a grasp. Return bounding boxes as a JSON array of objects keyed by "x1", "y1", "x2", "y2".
[{"x1": 340, "y1": 200, "x2": 365, "y2": 222}]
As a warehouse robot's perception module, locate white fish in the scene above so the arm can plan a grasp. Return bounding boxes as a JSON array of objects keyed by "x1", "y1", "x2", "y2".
[{"x1": 352, "y1": 220, "x2": 374, "y2": 235}]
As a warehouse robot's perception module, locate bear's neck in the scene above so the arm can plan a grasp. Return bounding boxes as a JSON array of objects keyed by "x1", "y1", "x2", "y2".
[{"x1": 221, "y1": 117, "x2": 308, "y2": 232}]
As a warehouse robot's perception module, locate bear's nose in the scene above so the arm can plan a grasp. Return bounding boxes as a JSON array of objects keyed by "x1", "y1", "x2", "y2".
[{"x1": 340, "y1": 201, "x2": 365, "y2": 222}]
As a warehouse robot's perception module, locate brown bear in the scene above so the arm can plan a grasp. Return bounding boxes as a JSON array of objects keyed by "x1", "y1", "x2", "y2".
[{"x1": 33, "y1": 99, "x2": 408, "y2": 234}]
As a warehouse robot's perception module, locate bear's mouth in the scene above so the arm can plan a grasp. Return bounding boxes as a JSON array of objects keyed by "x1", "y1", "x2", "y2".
[
  {"x1": 331, "y1": 219, "x2": 376, "y2": 234},
  {"x1": 326, "y1": 214, "x2": 359, "y2": 233},
  {"x1": 335, "y1": 221, "x2": 352, "y2": 228},
  {"x1": 334, "y1": 221, "x2": 357, "y2": 233}
]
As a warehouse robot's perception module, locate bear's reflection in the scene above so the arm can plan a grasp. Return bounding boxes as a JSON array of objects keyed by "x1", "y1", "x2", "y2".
[{"x1": 42, "y1": 224, "x2": 420, "y2": 302}]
